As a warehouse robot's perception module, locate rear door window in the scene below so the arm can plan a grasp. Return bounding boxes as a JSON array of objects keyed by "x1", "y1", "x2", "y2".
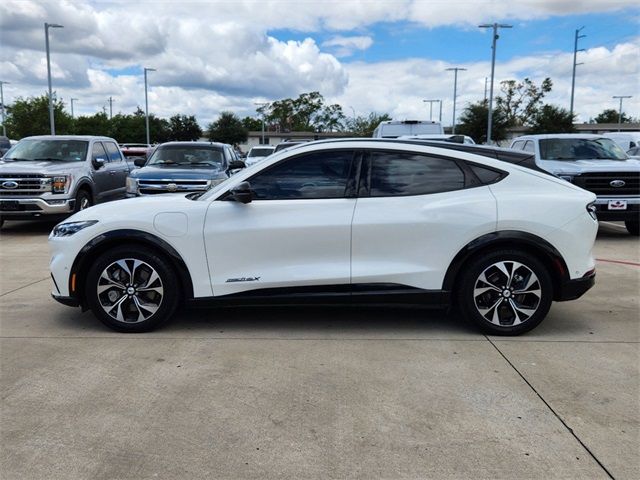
[{"x1": 104, "y1": 142, "x2": 123, "y2": 162}]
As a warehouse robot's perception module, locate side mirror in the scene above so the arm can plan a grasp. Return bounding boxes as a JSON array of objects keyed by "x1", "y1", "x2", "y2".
[
  {"x1": 92, "y1": 157, "x2": 106, "y2": 169},
  {"x1": 133, "y1": 157, "x2": 147, "y2": 168},
  {"x1": 228, "y1": 160, "x2": 246, "y2": 171},
  {"x1": 229, "y1": 181, "x2": 252, "y2": 204}
]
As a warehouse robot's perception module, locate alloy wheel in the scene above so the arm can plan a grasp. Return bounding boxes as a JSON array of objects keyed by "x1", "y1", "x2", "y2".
[
  {"x1": 473, "y1": 261, "x2": 542, "y2": 326},
  {"x1": 96, "y1": 258, "x2": 164, "y2": 323}
]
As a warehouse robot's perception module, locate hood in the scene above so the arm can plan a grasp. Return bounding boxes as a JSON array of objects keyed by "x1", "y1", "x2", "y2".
[
  {"x1": 130, "y1": 164, "x2": 226, "y2": 180},
  {"x1": 0, "y1": 159, "x2": 86, "y2": 174},
  {"x1": 538, "y1": 158, "x2": 640, "y2": 175}
]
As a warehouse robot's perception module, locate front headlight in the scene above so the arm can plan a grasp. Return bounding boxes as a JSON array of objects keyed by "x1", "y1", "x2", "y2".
[
  {"x1": 48, "y1": 175, "x2": 72, "y2": 193},
  {"x1": 51, "y1": 220, "x2": 98, "y2": 237},
  {"x1": 586, "y1": 202, "x2": 598, "y2": 221},
  {"x1": 558, "y1": 175, "x2": 574, "y2": 183},
  {"x1": 126, "y1": 177, "x2": 138, "y2": 194}
]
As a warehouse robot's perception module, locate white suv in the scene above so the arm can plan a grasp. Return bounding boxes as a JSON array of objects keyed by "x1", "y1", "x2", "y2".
[{"x1": 49, "y1": 139, "x2": 598, "y2": 335}]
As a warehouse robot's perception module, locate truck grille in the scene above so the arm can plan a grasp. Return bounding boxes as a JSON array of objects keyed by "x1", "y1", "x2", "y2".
[
  {"x1": 137, "y1": 179, "x2": 210, "y2": 195},
  {"x1": 573, "y1": 172, "x2": 640, "y2": 196},
  {"x1": 0, "y1": 174, "x2": 50, "y2": 197}
]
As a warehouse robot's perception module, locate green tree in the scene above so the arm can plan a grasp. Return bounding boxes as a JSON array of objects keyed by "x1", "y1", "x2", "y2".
[
  {"x1": 73, "y1": 112, "x2": 110, "y2": 136},
  {"x1": 592, "y1": 108, "x2": 632, "y2": 124},
  {"x1": 241, "y1": 116, "x2": 263, "y2": 131},
  {"x1": 529, "y1": 105, "x2": 576, "y2": 134},
  {"x1": 109, "y1": 108, "x2": 170, "y2": 144},
  {"x1": 206, "y1": 111, "x2": 248, "y2": 145},
  {"x1": 314, "y1": 104, "x2": 346, "y2": 132},
  {"x1": 456, "y1": 100, "x2": 509, "y2": 144},
  {"x1": 258, "y1": 91, "x2": 343, "y2": 132},
  {"x1": 168, "y1": 114, "x2": 203, "y2": 141},
  {"x1": 346, "y1": 112, "x2": 391, "y2": 137},
  {"x1": 4, "y1": 93, "x2": 73, "y2": 138},
  {"x1": 496, "y1": 77, "x2": 553, "y2": 127}
]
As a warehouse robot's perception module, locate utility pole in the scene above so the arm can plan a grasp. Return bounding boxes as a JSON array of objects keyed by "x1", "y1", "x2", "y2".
[
  {"x1": 70, "y1": 97, "x2": 77, "y2": 119},
  {"x1": 144, "y1": 67, "x2": 156, "y2": 145},
  {"x1": 479, "y1": 22, "x2": 512, "y2": 144},
  {"x1": 254, "y1": 102, "x2": 269, "y2": 144},
  {"x1": 108, "y1": 96, "x2": 114, "y2": 119},
  {"x1": 484, "y1": 77, "x2": 488, "y2": 101},
  {"x1": 423, "y1": 99, "x2": 441, "y2": 121},
  {"x1": 570, "y1": 27, "x2": 586, "y2": 119},
  {"x1": 446, "y1": 67, "x2": 467, "y2": 134},
  {"x1": 612, "y1": 96, "x2": 632, "y2": 132},
  {"x1": 45, "y1": 22, "x2": 64, "y2": 135},
  {"x1": 0, "y1": 81, "x2": 9, "y2": 137}
]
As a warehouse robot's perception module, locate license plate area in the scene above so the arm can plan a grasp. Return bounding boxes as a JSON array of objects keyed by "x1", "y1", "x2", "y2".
[
  {"x1": 0, "y1": 201, "x2": 20, "y2": 211},
  {"x1": 608, "y1": 200, "x2": 627, "y2": 210}
]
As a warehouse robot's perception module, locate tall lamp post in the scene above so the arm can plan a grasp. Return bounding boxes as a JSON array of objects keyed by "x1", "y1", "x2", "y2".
[
  {"x1": 70, "y1": 97, "x2": 78, "y2": 119},
  {"x1": 612, "y1": 95, "x2": 632, "y2": 132},
  {"x1": 0, "y1": 81, "x2": 9, "y2": 137},
  {"x1": 446, "y1": 67, "x2": 466, "y2": 134},
  {"x1": 423, "y1": 99, "x2": 441, "y2": 121},
  {"x1": 254, "y1": 102, "x2": 269, "y2": 144},
  {"x1": 144, "y1": 67, "x2": 156, "y2": 145},
  {"x1": 479, "y1": 22, "x2": 512, "y2": 144},
  {"x1": 45, "y1": 22, "x2": 64, "y2": 135}
]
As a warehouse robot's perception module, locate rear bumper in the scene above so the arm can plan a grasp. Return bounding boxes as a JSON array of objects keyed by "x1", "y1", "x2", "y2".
[{"x1": 557, "y1": 271, "x2": 596, "y2": 301}]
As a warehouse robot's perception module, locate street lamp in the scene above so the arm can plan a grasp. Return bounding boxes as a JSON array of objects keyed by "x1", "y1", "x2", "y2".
[
  {"x1": 479, "y1": 22, "x2": 512, "y2": 144},
  {"x1": 254, "y1": 102, "x2": 269, "y2": 144},
  {"x1": 70, "y1": 97, "x2": 78, "y2": 119},
  {"x1": 144, "y1": 67, "x2": 156, "y2": 145},
  {"x1": 612, "y1": 95, "x2": 632, "y2": 132},
  {"x1": 423, "y1": 99, "x2": 441, "y2": 122},
  {"x1": 45, "y1": 22, "x2": 64, "y2": 135},
  {"x1": 445, "y1": 67, "x2": 467, "y2": 134},
  {"x1": 0, "y1": 81, "x2": 9, "y2": 137}
]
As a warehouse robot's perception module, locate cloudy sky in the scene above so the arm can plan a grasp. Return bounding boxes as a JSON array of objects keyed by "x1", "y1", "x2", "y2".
[{"x1": 1, "y1": 0, "x2": 638, "y2": 128}]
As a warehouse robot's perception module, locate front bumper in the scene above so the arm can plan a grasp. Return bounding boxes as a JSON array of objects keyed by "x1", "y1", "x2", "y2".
[
  {"x1": 51, "y1": 293, "x2": 80, "y2": 307},
  {"x1": 0, "y1": 197, "x2": 74, "y2": 217},
  {"x1": 556, "y1": 271, "x2": 596, "y2": 301},
  {"x1": 594, "y1": 197, "x2": 640, "y2": 221}
]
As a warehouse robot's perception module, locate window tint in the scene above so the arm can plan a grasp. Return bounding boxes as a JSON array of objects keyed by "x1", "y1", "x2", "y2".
[
  {"x1": 368, "y1": 152, "x2": 465, "y2": 196},
  {"x1": 92, "y1": 142, "x2": 108, "y2": 161},
  {"x1": 249, "y1": 150, "x2": 354, "y2": 200},
  {"x1": 104, "y1": 142, "x2": 122, "y2": 162},
  {"x1": 469, "y1": 164, "x2": 503, "y2": 184},
  {"x1": 523, "y1": 141, "x2": 535, "y2": 153}
]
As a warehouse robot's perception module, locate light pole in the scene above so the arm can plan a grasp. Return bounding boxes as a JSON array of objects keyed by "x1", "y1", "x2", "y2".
[
  {"x1": 254, "y1": 102, "x2": 269, "y2": 144},
  {"x1": 70, "y1": 97, "x2": 77, "y2": 119},
  {"x1": 45, "y1": 22, "x2": 64, "y2": 135},
  {"x1": 479, "y1": 22, "x2": 512, "y2": 144},
  {"x1": 423, "y1": 99, "x2": 441, "y2": 121},
  {"x1": 108, "y1": 96, "x2": 114, "y2": 119},
  {"x1": 612, "y1": 95, "x2": 632, "y2": 132},
  {"x1": 144, "y1": 67, "x2": 156, "y2": 145},
  {"x1": 570, "y1": 27, "x2": 586, "y2": 118},
  {"x1": 446, "y1": 68, "x2": 466, "y2": 134},
  {"x1": 0, "y1": 81, "x2": 9, "y2": 137}
]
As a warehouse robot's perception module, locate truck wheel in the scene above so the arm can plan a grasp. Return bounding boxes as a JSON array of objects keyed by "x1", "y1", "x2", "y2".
[
  {"x1": 625, "y1": 220, "x2": 639, "y2": 236},
  {"x1": 457, "y1": 249, "x2": 553, "y2": 336},
  {"x1": 74, "y1": 190, "x2": 93, "y2": 212}
]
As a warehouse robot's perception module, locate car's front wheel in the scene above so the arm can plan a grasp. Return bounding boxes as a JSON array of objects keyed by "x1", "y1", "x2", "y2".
[
  {"x1": 85, "y1": 246, "x2": 179, "y2": 332},
  {"x1": 457, "y1": 249, "x2": 553, "y2": 335}
]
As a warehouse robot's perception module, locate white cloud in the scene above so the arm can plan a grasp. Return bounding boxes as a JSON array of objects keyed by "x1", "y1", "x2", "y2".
[{"x1": 322, "y1": 36, "x2": 374, "y2": 57}]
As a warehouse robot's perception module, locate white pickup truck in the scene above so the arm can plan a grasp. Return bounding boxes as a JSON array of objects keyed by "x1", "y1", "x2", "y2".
[{"x1": 510, "y1": 134, "x2": 640, "y2": 235}]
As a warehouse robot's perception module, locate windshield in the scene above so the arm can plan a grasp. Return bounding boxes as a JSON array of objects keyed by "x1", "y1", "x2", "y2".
[
  {"x1": 248, "y1": 148, "x2": 274, "y2": 157},
  {"x1": 3, "y1": 139, "x2": 88, "y2": 162},
  {"x1": 147, "y1": 145, "x2": 225, "y2": 168},
  {"x1": 539, "y1": 138, "x2": 628, "y2": 161}
]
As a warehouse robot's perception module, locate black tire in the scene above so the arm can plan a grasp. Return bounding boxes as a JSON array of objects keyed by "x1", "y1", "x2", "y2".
[
  {"x1": 457, "y1": 249, "x2": 553, "y2": 336},
  {"x1": 85, "y1": 245, "x2": 179, "y2": 332},
  {"x1": 625, "y1": 220, "x2": 639, "y2": 236},
  {"x1": 0, "y1": 218, "x2": 4, "y2": 229},
  {"x1": 74, "y1": 189, "x2": 93, "y2": 213}
]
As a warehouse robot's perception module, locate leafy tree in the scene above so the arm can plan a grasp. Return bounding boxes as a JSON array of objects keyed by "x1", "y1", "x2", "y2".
[
  {"x1": 4, "y1": 93, "x2": 73, "y2": 138},
  {"x1": 168, "y1": 114, "x2": 202, "y2": 141},
  {"x1": 241, "y1": 116, "x2": 263, "y2": 131},
  {"x1": 456, "y1": 100, "x2": 509, "y2": 144},
  {"x1": 206, "y1": 111, "x2": 248, "y2": 145},
  {"x1": 496, "y1": 77, "x2": 553, "y2": 127},
  {"x1": 74, "y1": 112, "x2": 110, "y2": 136},
  {"x1": 529, "y1": 105, "x2": 576, "y2": 134},
  {"x1": 592, "y1": 108, "x2": 632, "y2": 124},
  {"x1": 108, "y1": 108, "x2": 170, "y2": 144},
  {"x1": 314, "y1": 103, "x2": 346, "y2": 132},
  {"x1": 346, "y1": 112, "x2": 391, "y2": 137},
  {"x1": 257, "y1": 91, "x2": 345, "y2": 132}
]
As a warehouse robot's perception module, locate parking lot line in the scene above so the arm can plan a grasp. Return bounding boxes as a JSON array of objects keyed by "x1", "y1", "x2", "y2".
[{"x1": 596, "y1": 258, "x2": 640, "y2": 267}]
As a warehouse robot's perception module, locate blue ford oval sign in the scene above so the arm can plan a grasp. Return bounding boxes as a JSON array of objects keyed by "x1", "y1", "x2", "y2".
[
  {"x1": 610, "y1": 180, "x2": 626, "y2": 188},
  {"x1": 2, "y1": 181, "x2": 18, "y2": 189}
]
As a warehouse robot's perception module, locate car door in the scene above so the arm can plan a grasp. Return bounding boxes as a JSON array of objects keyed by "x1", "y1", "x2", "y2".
[
  {"x1": 103, "y1": 141, "x2": 129, "y2": 198},
  {"x1": 351, "y1": 149, "x2": 497, "y2": 291},
  {"x1": 90, "y1": 142, "x2": 113, "y2": 203},
  {"x1": 203, "y1": 149, "x2": 358, "y2": 296}
]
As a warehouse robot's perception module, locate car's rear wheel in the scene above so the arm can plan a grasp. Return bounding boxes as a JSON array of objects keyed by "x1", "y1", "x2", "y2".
[
  {"x1": 625, "y1": 219, "x2": 639, "y2": 236},
  {"x1": 457, "y1": 249, "x2": 553, "y2": 335},
  {"x1": 85, "y1": 246, "x2": 179, "y2": 332}
]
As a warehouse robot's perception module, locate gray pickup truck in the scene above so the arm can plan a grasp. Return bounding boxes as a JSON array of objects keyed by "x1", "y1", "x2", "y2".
[{"x1": 0, "y1": 135, "x2": 131, "y2": 228}]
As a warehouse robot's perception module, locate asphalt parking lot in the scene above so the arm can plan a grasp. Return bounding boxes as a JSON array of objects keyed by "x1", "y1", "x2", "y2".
[{"x1": 0, "y1": 221, "x2": 638, "y2": 480}]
